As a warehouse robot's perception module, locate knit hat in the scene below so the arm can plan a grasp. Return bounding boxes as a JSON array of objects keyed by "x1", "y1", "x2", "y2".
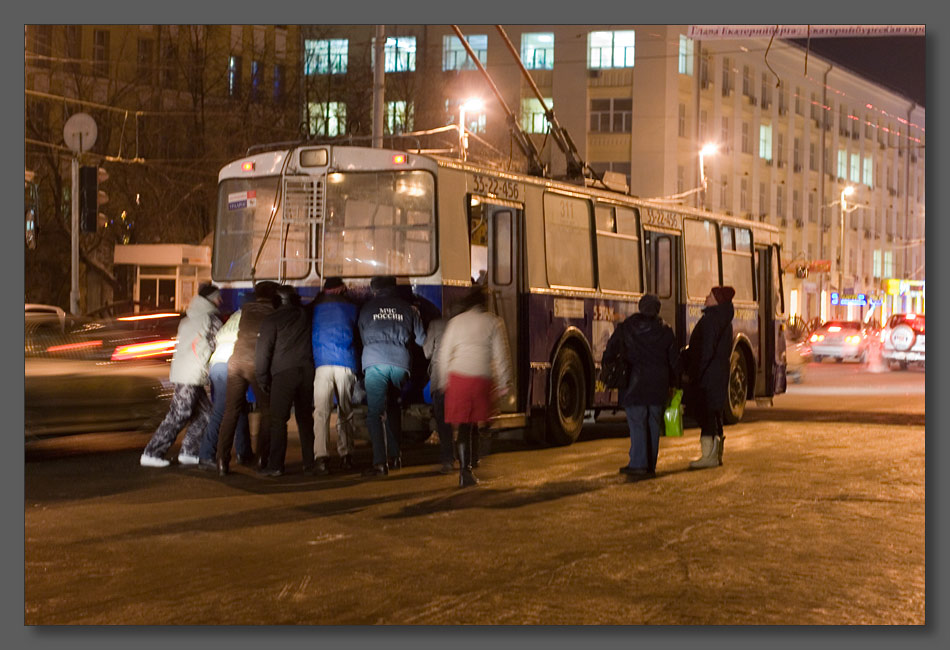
[
  {"x1": 711, "y1": 286, "x2": 736, "y2": 304},
  {"x1": 638, "y1": 294, "x2": 661, "y2": 317},
  {"x1": 197, "y1": 283, "x2": 220, "y2": 302},
  {"x1": 254, "y1": 281, "x2": 280, "y2": 302},
  {"x1": 323, "y1": 276, "x2": 345, "y2": 292},
  {"x1": 370, "y1": 275, "x2": 397, "y2": 291}
]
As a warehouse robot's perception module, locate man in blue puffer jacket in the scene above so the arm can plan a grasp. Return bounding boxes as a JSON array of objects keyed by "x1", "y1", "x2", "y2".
[
  {"x1": 357, "y1": 276, "x2": 426, "y2": 477},
  {"x1": 310, "y1": 277, "x2": 361, "y2": 475}
]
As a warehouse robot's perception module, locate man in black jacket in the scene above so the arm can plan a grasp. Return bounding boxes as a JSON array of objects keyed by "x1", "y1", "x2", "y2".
[
  {"x1": 603, "y1": 294, "x2": 679, "y2": 479},
  {"x1": 215, "y1": 281, "x2": 279, "y2": 476},
  {"x1": 686, "y1": 285, "x2": 735, "y2": 469},
  {"x1": 357, "y1": 275, "x2": 426, "y2": 477},
  {"x1": 255, "y1": 285, "x2": 316, "y2": 477}
]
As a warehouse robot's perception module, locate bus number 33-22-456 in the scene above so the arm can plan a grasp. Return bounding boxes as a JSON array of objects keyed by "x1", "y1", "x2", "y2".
[{"x1": 472, "y1": 174, "x2": 520, "y2": 201}]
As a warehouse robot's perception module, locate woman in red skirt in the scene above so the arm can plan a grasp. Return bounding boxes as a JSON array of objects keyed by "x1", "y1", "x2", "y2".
[{"x1": 435, "y1": 287, "x2": 512, "y2": 486}]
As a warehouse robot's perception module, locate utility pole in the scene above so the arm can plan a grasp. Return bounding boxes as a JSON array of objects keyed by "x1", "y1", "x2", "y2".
[
  {"x1": 63, "y1": 113, "x2": 97, "y2": 315},
  {"x1": 372, "y1": 25, "x2": 385, "y2": 149}
]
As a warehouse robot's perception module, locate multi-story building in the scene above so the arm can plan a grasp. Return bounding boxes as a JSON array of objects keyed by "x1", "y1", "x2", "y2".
[
  {"x1": 25, "y1": 25, "x2": 302, "y2": 313},
  {"x1": 299, "y1": 25, "x2": 925, "y2": 322}
]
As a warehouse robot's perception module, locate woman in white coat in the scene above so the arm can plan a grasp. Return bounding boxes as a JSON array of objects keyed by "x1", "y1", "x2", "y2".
[{"x1": 435, "y1": 287, "x2": 512, "y2": 487}]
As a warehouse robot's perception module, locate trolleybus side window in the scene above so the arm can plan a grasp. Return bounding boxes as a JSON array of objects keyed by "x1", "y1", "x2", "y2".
[
  {"x1": 684, "y1": 218, "x2": 720, "y2": 300},
  {"x1": 543, "y1": 192, "x2": 594, "y2": 289},
  {"x1": 721, "y1": 225, "x2": 755, "y2": 301},
  {"x1": 595, "y1": 204, "x2": 641, "y2": 293},
  {"x1": 493, "y1": 210, "x2": 513, "y2": 286},
  {"x1": 323, "y1": 170, "x2": 436, "y2": 277}
]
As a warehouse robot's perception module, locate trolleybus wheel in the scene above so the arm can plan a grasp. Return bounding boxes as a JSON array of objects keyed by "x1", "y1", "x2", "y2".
[
  {"x1": 546, "y1": 347, "x2": 587, "y2": 446},
  {"x1": 723, "y1": 349, "x2": 747, "y2": 425}
]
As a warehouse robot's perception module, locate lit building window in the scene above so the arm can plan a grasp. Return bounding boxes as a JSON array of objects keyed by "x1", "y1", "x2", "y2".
[
  {"x1": 522, "y1": 32, "x2": 554, "y2": 70},
  {"x1": 678, "y1": 35, "x2": 694, "y2": 75},
  {"x1": 309, "y1": 101, "x2": 346, "y2": 137},
  {"x1": 305, "y1": 39, "x2": 348, "y2": 75},
  {"x1": 588, "y1": 30, "x2": 635, "y2": 69},
  {"x1": 373, "y1": 36, "x2": 416, "y2": 72},
  {"x1": 385, "y1": 100, "x2": 414, "y2": 134},
  {"x1": 228, "y1": 55, "x2": 242, "y2": 98},
  {"x1": 863, "y1": 157, "x2": 874, "y2": 188},
  {"x1": 759, "y1": 124, "x2": 772, "y2": 161},
  {"x1": 837, "y1": 150, "x2": 848, "y2": 179},
  {"x1": 522, "y1": 97, "x2": 552, "y2": 134},
  {"x1": 850, "y1": 153, "x2": 860, "y2": 183},
  {"x1": 443, "y1": 34, "x2": 486, "y2": 71}
]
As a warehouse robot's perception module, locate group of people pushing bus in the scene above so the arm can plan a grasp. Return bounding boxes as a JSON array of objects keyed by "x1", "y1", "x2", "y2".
[
  {"x1": 139, "y1": 276, "x2": 512, "y2": 488},
  {"x1": 139, "y1": 273, "x2": 735, "y2": 485}
]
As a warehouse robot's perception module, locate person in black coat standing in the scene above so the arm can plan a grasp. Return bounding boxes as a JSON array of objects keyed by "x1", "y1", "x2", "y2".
[
  {"x1": 685, "y1": 285, "x2": 735, "y2": 469},
  {"x1": 255, "y1": 285, "x2": 316, "y2": 477},
  {"x1": 603, "y1": 294, "x2": 679, "y2": 479}
]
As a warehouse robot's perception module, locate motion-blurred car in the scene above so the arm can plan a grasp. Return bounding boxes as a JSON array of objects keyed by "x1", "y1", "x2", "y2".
[
  {"x1": 25, "y1": 309, "x2": 178, "y2": 438},
  {"x1": 785, "y1": 336, "x2": 812, "y2": 383},
  {"x1": 808, "y1": 320, "x2": 871, "y2": 364},
  {"x1": 881, "y1": 313, "x2": 925, "y2": 370}
]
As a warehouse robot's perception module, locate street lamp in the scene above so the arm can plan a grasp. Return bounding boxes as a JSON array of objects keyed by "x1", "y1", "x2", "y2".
[
  {"x1": 458, "y1": 98, "x2": 483, "y2": 161},
  {"x1": 838, "y1": 185, "x2": 855, "y2": 311},
  {"x1": 699, "y1": 143, "x2": 718, "y2": 209}
]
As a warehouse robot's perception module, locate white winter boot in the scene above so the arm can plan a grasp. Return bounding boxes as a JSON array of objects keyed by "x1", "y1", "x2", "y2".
[{"x1": 689, "y1": 435, "x2": 720, "y2": 469}]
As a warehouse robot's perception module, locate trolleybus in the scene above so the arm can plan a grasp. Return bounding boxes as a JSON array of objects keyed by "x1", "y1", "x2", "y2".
[{"x1": 212, "y1": 143, "x2": 787, "y2": 445}]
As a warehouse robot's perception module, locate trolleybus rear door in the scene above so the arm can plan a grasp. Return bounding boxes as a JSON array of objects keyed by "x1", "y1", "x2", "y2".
[
  {"x1": 643, "y1": 230, "x2": 683, "y2": 341},
  {"x1": 755, "y1": 243, "x2": 787, "y2": 396}
]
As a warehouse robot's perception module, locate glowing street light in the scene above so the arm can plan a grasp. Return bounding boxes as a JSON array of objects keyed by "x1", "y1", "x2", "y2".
[
  {"x1": 458, "y1": 98, "x2": 483, "y2": 161},
  {"x1": 699, "y1": 143, "x2": 718, "y2": 208}
]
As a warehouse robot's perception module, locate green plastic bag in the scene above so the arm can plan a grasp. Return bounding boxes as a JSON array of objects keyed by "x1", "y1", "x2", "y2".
[{"x1": 664, "y1": 389, "x2": 684, "y2": 437}]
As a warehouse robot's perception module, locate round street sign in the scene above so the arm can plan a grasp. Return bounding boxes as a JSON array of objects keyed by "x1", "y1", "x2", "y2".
[{"x1": 63, "y1": 113, "x2": 97, "y2": 153}]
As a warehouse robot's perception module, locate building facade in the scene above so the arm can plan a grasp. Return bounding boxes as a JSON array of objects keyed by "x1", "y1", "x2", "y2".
[
  {"x1": 25, "y1": 25, "x2": 302, "y2": 313},
  {"x1": 299, "y1": 24, "x2": 925, "y2": 323}
]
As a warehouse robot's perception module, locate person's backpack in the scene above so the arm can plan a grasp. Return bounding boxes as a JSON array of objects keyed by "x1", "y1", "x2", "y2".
[{"x1": 600, "y1": 328, "x2": 630, "y2": 390}]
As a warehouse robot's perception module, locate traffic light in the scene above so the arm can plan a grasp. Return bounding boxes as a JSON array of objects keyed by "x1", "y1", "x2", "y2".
[{"x1": 79, "y1": 165, "x2": 108, "y2": 233}]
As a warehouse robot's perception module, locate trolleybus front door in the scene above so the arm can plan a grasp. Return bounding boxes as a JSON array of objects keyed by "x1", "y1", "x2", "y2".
[{"x1": 484, "y1": 204, "x2": 522, "y2": 413}]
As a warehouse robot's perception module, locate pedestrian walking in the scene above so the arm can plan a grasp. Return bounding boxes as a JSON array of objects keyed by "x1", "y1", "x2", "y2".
[
  {"x1": 423, "y1": 315, "x2": 456, "y2": 474},
  {"x1": 197, "y1": 308, "x2": 252, "y2": 470},
  {"x1": 140, "y1": 283, "x2": 222, "y2": 468},
  {"x1": 684, "y1": 285, "x2": 735, "y2": 469},
  {"x1": 357, "y1": 275, "x2": 426, "y2": 477},
  {"x1": 256, "y1": 285, "x2": 316, "y2": 477},
  {"x1": 310, "y1": 276, "x2": 360, "y2": 475},
  {"x1": 215, "y1": 281, "x2": 280, "y2": 476},
  {"x1": 435, "y1": 286, "x2": 512, "y2": 487},
  {"x1": 603, "y1": 294, "x2": 679, "y2": 479}
]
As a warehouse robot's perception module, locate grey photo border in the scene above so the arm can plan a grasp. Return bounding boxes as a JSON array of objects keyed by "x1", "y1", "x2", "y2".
[{"x1": 9, "y1": 0, "x2": 944, "y2": 647}]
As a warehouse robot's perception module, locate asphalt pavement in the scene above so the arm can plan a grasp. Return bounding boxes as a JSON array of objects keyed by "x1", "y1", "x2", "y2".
[{"x1": 24, "y1": 361, "x2": 925, "y2": 624}]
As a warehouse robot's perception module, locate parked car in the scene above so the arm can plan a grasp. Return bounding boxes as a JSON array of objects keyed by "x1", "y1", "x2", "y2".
[
  {"x1": 24, "y1": 309, "x2": 178, "y2": 437},
  {"x1": 881, "y1": 313, "x2": 925, "y2": 370},
  {"x1": 809, "y1": 320, "x2": 871, "y2": 364}
]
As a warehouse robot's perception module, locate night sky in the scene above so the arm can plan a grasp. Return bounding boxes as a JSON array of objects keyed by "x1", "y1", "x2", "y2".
[{"x1": 789, "y1": 36, "x2": 926, "y2": 107}]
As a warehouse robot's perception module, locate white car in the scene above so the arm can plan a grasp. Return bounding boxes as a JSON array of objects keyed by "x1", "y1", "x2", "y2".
[
  {"x1": 809, "y1": 320, "x2": 871, "y2": 364},
  {"x1": 881, "y1": 313, "x2": 925, "y2": 370}
]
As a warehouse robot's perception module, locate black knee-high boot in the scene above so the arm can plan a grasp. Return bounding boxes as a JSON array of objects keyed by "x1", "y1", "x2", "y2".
[
  {"x1": 470, "y1": 424, "x2": 480, "y2": 468},
  {"x1": 457, "y1": 427, "x2": 478, "y2": 487}
]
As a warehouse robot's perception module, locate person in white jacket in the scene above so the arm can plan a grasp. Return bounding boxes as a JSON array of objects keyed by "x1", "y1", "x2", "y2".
[
  {"x1": 435, "y1": 287, "x2": 512, "y2": 487},
  {"x1": 140, "y1": 284, "x2": 222, "y2": 468}
]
